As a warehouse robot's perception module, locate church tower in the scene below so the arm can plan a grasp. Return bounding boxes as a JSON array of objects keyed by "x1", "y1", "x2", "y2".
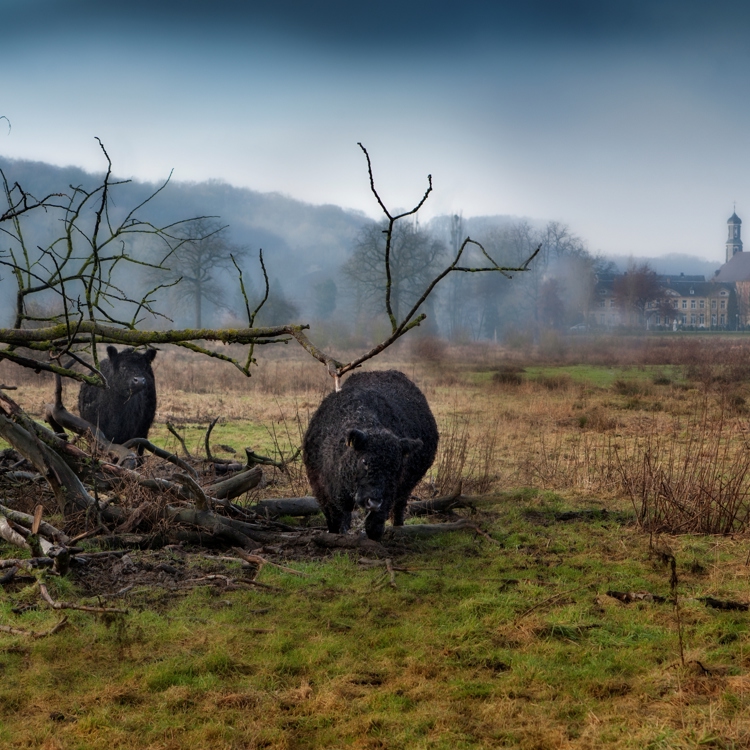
[{"x1": 727, "y1": 211, "x2": 743, "y2": 262}]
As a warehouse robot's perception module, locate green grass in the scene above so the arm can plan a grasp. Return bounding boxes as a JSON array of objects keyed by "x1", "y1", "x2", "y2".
[
  {"x1": 522, "y1": 364, "x2": 685, "y2": 388},
  {"x1": 2, "y1": 493, "x2": 749, "y2": 749},
  {"x1": 148, "y1": 419, "x2": 299, "y2": 460}
]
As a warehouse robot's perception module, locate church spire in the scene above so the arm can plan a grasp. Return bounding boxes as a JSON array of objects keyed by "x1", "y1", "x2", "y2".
[{"x1": 727, "y1": 209, "x2": 743, "y2": 263}]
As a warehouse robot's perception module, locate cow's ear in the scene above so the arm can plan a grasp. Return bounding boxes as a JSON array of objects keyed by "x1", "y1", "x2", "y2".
[
  {"x1": 400, "y1": 437, "x2": 423, "y2": 457},
  {"x1": 106, "y1": 346, "x2": 119, "y2": 364},
  {"x1": 346, "y1": 429, "x2": 368, "y2": 451},
  {"x1": 145, "y1": 348, "x2": 157, "y2": 362}
]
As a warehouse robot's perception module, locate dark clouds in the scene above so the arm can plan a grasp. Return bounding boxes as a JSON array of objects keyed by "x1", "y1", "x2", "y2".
[
  {"x1": 5, "y1": 0, "x2": 750, "y2": 259},
  {"x1": 7, "y1": 0, "x2": 750, "y2": 52}
]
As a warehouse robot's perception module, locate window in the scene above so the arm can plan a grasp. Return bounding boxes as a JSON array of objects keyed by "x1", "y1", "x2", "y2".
[
  {"x1": 700, "y1": 314, "x2": 705, "y2": 325},
  {"x1": 673, "y1": 300, "x2": 679, "y2": 308},
  {"x1": 712, "y1": 315, "x2": 717, "y2": 326},
  {"x1": 699, "y1": 300, "x2": 705, "y2": 309},
  {"x1": 691, "y1": 300, "x2": 696, "y2": 309},
  {"x1": 691, "y1": 314, "x2": 696, "y2": 324},
  {"x1": 599, "y1": 300, "x2": 606, "y2": 308},
  {"x1": 721, "y1": 300, "x2": 726, "y2": 309},
  {"x1": 690, "y1": 288, "x2": 695, "y2": 295},
  {"x1": 682, "y1": 300, "x2": 687, "y2": 309},
  {"x1": 609, "y1": 299, "x2": 615, "y2": 307},
  {"x1": 721, "y1": 314, "x2": 726, "y2": 324},
  {"x1": 656, "y1": 315, "x2": 661, "y2": 324},
  {"x1": 712, "y1": 299, "x2": 717, "y2": 309}
]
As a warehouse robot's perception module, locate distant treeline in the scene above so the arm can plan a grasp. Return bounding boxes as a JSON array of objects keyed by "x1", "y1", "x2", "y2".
[{"x1": 0, "y1": 156, "x2": 719, "y2": 343}]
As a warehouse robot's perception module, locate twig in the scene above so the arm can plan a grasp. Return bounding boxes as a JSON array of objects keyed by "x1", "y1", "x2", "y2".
[
  {"x1": 39, "y1": 583, "x2": 128, "y2": 614},
  {"x1": 468, "y1": 523, "x2": 502, "y2": 545},
  {"x1": 515, "y1": 583, "x2": 591, "y2": 621},
  {"x1": 204, "y1": 417, "x2": 220, "y2": 462},
  {"x1": 232, "y1": 547, "x2": 309, "y2": 576},
  {"x1": 0, "y1": 617, "x2": 69, "y2": 638},
  {"x1": 177, "y1": 574, "x2": 281, "y2": 592},
  {"x1": 122, "y1": 438, "x2": 197, "y2": 477},
  {"x1": 166, "y1": 421, "x2": 191, "y2": 457},
  {"x1": 172, "y1": 472, "x2": 210, "y2": 510},
  {"x1": 385, "y1": 558, "x2": 397, "y2": 588}
]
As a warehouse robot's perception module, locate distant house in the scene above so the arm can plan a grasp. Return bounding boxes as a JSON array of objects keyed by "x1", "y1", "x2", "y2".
[
  {"x1": 590, "y1": 273, "x2": 734, "y2": 330},
  {"x1": 651, "y1": 277, "x2": 733, "y2": 329}
]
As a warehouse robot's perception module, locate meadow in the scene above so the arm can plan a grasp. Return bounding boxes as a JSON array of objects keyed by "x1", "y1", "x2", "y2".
[{"x1": 2, "y1": 333, "x2": 750, "y2": 749}]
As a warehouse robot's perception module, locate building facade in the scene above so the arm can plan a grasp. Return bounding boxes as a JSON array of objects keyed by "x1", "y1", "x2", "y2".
[
  {"x1": 590, "y1": 275, "x2": 734, "y2": 330},
  {"x1": 584, "y1": 211, "x2": 746, "y2": 330}
]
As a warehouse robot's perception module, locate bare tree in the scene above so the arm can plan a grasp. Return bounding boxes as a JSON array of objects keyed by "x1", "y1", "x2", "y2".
[
  {"x1": 290, "y1": 144, "x2": 541, "y2": 387},
  {"x1": 150, "y1": 218, "x2": 247, "y2": 328},
  {"x1": 613, "y1": 261, "x2": 665, "y2": 327},
  {"x1": 343, "y1": 221, "x2": 445, "y2": 322}
]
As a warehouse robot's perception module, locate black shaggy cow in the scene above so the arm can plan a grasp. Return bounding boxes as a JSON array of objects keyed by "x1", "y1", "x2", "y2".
[
  {"x1": 303, "y1": 370, "x2": 438, "y2": 541},
  {"x1": 78, "y1": 346, "x2": 157, "y2": 447}
]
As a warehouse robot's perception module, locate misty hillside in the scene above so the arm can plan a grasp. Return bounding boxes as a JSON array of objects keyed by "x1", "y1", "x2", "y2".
[
  {"x1": 2, "y1": 155, "x2": 723, "y2": 337},
  {"x1": 0, "y1": 156, "x2": 380, "y2": 326}
]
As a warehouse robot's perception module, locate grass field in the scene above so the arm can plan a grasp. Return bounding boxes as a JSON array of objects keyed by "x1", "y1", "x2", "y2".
[{"x1": 2, "y1": 335, "x2": 750, "y2": 749}]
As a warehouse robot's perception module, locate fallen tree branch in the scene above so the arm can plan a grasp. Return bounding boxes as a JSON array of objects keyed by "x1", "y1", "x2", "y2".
[
  {"x1": 206, "y1": 466, "x2": 263, "y2": 500},
  {"x1": 174, "y1": 472, "x2": 210, "y2": 510},
  {"x1": 0, "y1": 504, "x2": 69, "y2": 544},
  {"x1": 250, "y1": 491, "x2": 524, "y2": 519},
  {"x1": 254, "y1": 496, "x2": 321, "y2": 517},
  {"x1": 0, "y1": 516, "x2": 29, "y2": 550}
]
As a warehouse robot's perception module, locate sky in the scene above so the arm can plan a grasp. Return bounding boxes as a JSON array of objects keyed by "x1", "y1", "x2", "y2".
[{"x1": 3, "y1": 0, "x2": 750, "y2": 262}]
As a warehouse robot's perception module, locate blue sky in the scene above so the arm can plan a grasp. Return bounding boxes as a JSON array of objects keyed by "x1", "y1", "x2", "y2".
[{"x1": 3, "y1": 0, "x2": 750, "y2": 261}]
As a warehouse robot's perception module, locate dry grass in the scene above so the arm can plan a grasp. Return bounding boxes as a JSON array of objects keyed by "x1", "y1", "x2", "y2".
[{"x1": 6, "y1": 335, "x2": 750, "y2": 528}]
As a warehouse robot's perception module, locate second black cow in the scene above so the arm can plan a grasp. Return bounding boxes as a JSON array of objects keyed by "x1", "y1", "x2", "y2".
[
  {"x1": 303, "y1": 370, "x2": 438, "y2": 541},
  {"x1": 78, "y1": 346, "x2": 157, "y2": 447}
]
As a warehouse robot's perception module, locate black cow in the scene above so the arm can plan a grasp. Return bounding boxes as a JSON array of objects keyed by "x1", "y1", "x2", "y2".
[
  {"x1": 303, "y1": 370, "x2": 438, "y2": 541},
  {"x1": 78, "y1": 346, "x2": 157, "y2": 447}
]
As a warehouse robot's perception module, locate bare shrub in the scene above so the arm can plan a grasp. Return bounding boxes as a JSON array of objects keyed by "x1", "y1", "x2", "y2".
[
  {"x1": 536, "y1": 374, "x2": 573, "y2": 391},
  {"x1": 523, "y1": 432, "x2": 621, "y2": 494},
  {"x1": 434, "y1": 413, "x2": 470, "y2": 495},
  {"x1": 432, "y1": 412, "x2": 500, "y2": 495},
  {"x1": 578, "y1": 406, "x2": 618, "y2": 432},
  {"x1": 493, "y1": 366, "x2": 525, "y2": 386},
  {"x1": 652, "y1": 374, "x2": 672, "y2": 386},
  {"x1": 410, "y1": 336, "x2": 447, "y2": 364},
  {"x1": 262, "y1": 403, "x2": 310, "y2": 498},
  {"x1": 613, "y1": 400, "x2": 750, "y2": 534},
  {"x1": 612, "y1": 379, "x2": 650, "y2": 397}
]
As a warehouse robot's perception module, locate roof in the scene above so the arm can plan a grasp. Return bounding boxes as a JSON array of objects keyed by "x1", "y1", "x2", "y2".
[
  {"x1": 594, "y1": 275, "x2": 731, "y2": 297},
  {"x1": 728, "y1": 212, "x2": 742, "y2": 224},
  {"x1": 657, "y1": 274, "x2": 705, "y2": 283},
  {"x1": 716, "y1": 252, "x2": 750, "y2": 282},
  {"x1": 661, "y1": 280, "x2": 731, "y2": 296}
]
